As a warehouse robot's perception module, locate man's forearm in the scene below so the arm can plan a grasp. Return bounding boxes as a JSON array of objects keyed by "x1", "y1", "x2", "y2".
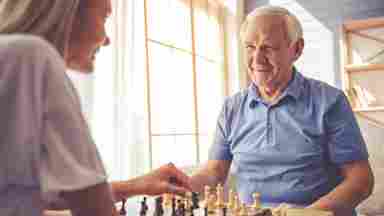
[
  {"x1": 309, "y1": 160, "x2": 374, "y2": 216},
  {"x1": 309, "y1": 178, "x2": 372, "y2": 215}
]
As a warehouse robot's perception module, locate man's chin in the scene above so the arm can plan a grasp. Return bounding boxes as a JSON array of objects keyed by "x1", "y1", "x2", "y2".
[{"x1": 251, "y1": 77, "x2": 274, "y2": 87}]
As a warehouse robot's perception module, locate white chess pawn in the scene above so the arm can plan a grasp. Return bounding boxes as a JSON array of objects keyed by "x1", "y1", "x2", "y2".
[
  {"x1": 232, "y1": 195, "x2": 240, "y2": 213},
  {"x1": 207, "y1": 194, "x2": 216, "y2": 213},
  {"x1": 251, "y1": 192, "x2": 261, "y2": 210},
  {"x1": 227, "y1": 190, "x2": 235, "y2": 210},
  {"x1": 216, "y1": 183, "x2": 225, "y2": 209}
]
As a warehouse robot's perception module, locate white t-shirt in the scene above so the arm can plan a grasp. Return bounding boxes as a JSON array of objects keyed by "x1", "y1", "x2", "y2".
[{"x1": 0, "y1": 35, "x2": 107, "y2": 216}]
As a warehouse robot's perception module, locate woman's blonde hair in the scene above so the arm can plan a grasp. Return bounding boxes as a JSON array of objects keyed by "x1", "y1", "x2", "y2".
[
  {"x1": 240, "y1": 6, "x2": 303, "y2": 44},
  {"x1": 0, "y1": 0, "x2": 80, "y2": 57}
]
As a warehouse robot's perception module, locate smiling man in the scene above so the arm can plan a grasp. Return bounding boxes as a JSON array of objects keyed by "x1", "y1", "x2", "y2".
[{"x1": 190, "y1": 6, "x2": 374, "y2": 216}]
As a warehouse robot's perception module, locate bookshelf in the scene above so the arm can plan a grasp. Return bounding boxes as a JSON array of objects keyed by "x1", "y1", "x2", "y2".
[{"x1": 341, "y1": 17, "x2": 384, "y2": 127}]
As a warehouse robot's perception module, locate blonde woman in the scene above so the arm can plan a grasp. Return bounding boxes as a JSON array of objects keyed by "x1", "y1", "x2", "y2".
[{"x1": 0, "y1": 0, "x2": 191, "y2": 216}]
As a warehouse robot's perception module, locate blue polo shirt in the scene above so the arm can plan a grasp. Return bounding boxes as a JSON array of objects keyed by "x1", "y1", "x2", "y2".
[{"x1": 209, "y1": 71, "x2": 368, "y2": 206}]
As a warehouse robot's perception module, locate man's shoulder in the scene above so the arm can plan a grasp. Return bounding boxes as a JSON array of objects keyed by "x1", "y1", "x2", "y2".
[
  {"x1": 223, "y1": 88, "x2": 250, "y2": 110},
  {"x1": 300, "y1": 74, "x2": 344, "y2": 103}
]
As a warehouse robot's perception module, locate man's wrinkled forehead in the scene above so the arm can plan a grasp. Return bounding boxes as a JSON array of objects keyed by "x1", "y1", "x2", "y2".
[{"x1": 243, "y1": 15, "x2": 288, "y2": 43}]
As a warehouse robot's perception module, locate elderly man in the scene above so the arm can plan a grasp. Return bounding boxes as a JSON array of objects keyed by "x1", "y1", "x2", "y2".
[
  {"x1": 190, "y1": 6, "x2": 374, "y2": 216},
  {"x1": 0, "y1": 0, "x2": 190, "y2": 216}
]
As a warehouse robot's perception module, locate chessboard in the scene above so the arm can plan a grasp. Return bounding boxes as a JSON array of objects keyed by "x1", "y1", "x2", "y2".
[{"x1": 119, "y1": 184, "x2": 334, "y2": 216}]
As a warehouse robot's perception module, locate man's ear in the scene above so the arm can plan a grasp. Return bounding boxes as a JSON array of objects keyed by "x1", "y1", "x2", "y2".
[{"x1": 293, "y1": 38, "x2": 304, "y2": 61}]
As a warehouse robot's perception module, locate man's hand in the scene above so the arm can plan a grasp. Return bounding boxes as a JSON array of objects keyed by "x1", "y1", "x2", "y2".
[
  {"x1": 308, "y1": 160, "x2": 374, "y2": 216},
  {"x1": 137, "y1": 163, "x2": 192, "y2": 196},
  {"x1": 190, "y1": 160, "x2": 231, "y2": 193}
]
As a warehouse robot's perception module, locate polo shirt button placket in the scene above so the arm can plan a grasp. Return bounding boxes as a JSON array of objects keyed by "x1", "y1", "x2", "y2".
[{"x1": 266, "y1": 107, "x2": 272, "y2": 144}]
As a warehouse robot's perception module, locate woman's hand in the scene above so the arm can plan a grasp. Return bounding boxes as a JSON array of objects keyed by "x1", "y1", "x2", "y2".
[{"x1": 137, "y1": 163, "x2": 192, "y2": 196}]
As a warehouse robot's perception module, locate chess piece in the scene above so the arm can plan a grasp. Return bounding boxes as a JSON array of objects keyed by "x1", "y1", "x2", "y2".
[
  {"x1": 184, "y1": 193, "x2": 192, "y2": 211},
  {"x1": 232, "y1": 195, "x2": 240, "y2": 214},
  {"x1": 191, "y1": 192, "x2": 199, "y2": 209},
  {"x1": 120, "y1": 198, "x2": 127, "y2": 215},
  {"x1": 215, "y1": 183, "x2": 225, "y2": 209},
  {"x1": 207, "y1": 194, "x2": 216, "y2": 213},
  {"x1": 222, "y1": 207, "x2": 227, "y2": 216},
  {"x1": 227, "y1": 190, "x2": 235, "y2": 210},
  {"x1": 171, "y1": 196, "x2": 177, "y2": 216},
  {"x1": 163, "y1": 193, "x2": 172, "y2": 208},
  {"x1": 178, "y1": 201, "x2": 185, "y2": 216},
  {"x1": 204, "y1": 185, "x2": 211, "y2": 201},
  {"x1": 154, "y1": 196, "x2": 164, "y2": 216},
  {"x1": 169, "y1": 176, "x2": 178, "y2": 184},
  {"x1": 140, "y1": 197, "x2": 149, "y2": 216},
  {"x1": 238, "y1": 203, "x2": 247, "y2": 216},
  {"x1": 251, "y1": 192, "x2": 261, "y2": 210}
]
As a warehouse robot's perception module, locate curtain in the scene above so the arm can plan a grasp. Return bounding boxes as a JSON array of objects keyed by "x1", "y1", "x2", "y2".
[{"x1": 91, "y1": 0, "x2": 150, "y2": 181}]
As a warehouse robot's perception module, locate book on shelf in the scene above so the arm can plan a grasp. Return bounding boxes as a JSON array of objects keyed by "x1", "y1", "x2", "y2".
[{"x1": 349, "y1": 85, "x2": 377, "y2": 109}]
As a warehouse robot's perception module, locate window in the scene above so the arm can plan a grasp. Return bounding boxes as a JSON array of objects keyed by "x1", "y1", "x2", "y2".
[{"x1": 145, "y1": 0, "x2": 228, "y2": 168}]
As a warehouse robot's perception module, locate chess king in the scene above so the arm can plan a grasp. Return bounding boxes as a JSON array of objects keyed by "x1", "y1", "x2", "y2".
[{"x1": 188, "y1": 5, "x2": 374, "y2": 216}]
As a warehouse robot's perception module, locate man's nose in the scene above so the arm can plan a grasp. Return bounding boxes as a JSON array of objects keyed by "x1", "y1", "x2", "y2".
[{"x1": 250, "y1": 48, "x2": 267, "y2": 64}]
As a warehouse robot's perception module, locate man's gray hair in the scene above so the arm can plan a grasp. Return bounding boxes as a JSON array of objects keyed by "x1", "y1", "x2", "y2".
[
  {"x1": 240, "y1": 6, "x2": 303, "y2": 44},
  {"x1": 0, "y1": 0, "x2": 80, "y2": 57}
]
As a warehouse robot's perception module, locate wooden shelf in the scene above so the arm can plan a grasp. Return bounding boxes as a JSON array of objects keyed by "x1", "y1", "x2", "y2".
[
  {"x1": 342, "y1": 17, "x2": 384, "y2": 129},
  {"x1": 353, "y1": 106, "x2": 384, "y2": 112},
  {"x1": 344, "y1": 16, "x2": 384, "y2": 31},
  {"x1": 345, "y1": 64, "x2": 384, "y2": 73}
]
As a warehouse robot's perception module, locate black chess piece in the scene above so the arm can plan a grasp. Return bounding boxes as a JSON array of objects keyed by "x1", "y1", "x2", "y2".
[
  {"x1": 176, "y1": 200, "x2": 185, "y2": 216},
  {"x1": 171, "y1": 196, "x2": 177, "y2": 216},
  {"x1": 120, "y1": 198, "x2": 127, "y2": 215},
  {"x1": 154, "y1": 196, "x2": 164, "y2": 216},
  {"x1": 169, "y1": 176, "x2": 177, "y2": 185},
  {"x1": 189, "y1": 202, "x2": 194, "y2": 216},
  {"x1": 222, "y1": 207, "x2": 227, "y2": 216},
  {"x1": 140, "y1": 197, "x2": 149, "y2": 216},
  {"x1": 191, "y1": 192, "x2": 199, "y2": 209},
  {"x1": 204, "y1": 207, "x2": 208, "y2": 216}
]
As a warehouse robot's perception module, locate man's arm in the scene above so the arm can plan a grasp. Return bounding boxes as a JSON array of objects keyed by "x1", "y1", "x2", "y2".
[
  {"x1": 308, "y1": 159, "x2": 374, "y2": 216},
  {"x1": 189, "y1": 159, "x2": 232, "y2": 193},
  {"x1": 61, "y1": 182, "x2": 117, "y2": 216}
]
